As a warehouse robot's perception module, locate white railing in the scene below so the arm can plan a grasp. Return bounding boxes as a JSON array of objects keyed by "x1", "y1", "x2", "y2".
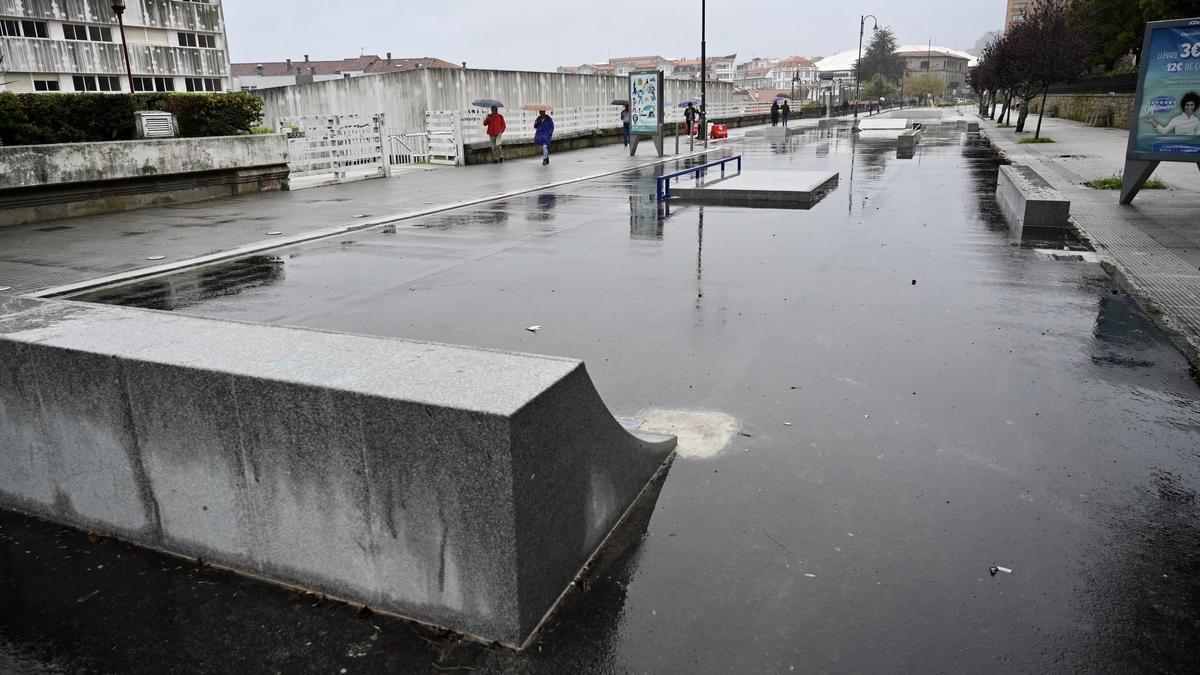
[
  {"x1": 387, "y1": 132, "x2": 432, "y2": 165},
  {"x1": 277, "y1": 113, "x2": 389, "y2": 182},
  {"x1": 425, "y1": 102, "x2": 782, "y2": 165}
]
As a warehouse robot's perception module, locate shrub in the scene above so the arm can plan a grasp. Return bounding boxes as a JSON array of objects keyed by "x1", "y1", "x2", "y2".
[
  {"x1": 1085, "y1": 173, "x2": 1166, "y2": 190},
  {"x1": 1018, "y1": 136, "x2": 1055, "y2": 143},
  {"x1": 0, "y1": 92, "x2": 263, "y2": 145}
]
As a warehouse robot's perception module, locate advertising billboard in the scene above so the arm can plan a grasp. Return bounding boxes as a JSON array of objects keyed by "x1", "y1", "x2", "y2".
[
  {"x1": 630, "y1": 70, "x2": 663, "y2": 134},
  {"x1": 1128, "y1": 18, "x2": 1200, "y2": 161}
]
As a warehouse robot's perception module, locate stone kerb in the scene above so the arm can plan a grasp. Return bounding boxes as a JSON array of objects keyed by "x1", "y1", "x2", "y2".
[
  {"x1": 0, "y1": 296, "x2": 675, "y2": 647},
  {"x1": 996, "y1": 164, "x2": 1071, "y2": 230}
]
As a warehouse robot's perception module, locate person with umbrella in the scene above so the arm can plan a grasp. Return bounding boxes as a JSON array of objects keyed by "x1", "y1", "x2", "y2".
[
  {"x1": 781, "y1": 99, "x2": 791, "y2": 128},
  {"x1": 770, "y1": 99, "x2": 780, "y2": 127},
  {"x1": 484, "y1": 105, "x2": 506, "y2": 163},
  {"x1": 533, "y1": 108, "x2": 555, "y2": 165},
  {"x1": 621, "y1": 103, "x2": 631, "y2": 147},
  {"x1": 685, "y1": 101, "x2": 697, "y2": 136}
]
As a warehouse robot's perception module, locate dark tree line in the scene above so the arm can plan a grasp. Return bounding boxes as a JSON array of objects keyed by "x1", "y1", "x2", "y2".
[{"x1": 1071, "y1": 0, "x2": 1200, "y2": 71}]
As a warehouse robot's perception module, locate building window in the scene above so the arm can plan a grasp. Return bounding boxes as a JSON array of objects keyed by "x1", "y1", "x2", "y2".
[
  {"x1": 64, "y1": 24, "x2": 113, "y2": 42},
  {"x1": 3, "y1": 19, "x2": 49, "y2": 37},
  {"x1": 72, "y1": 75, "x2": 122, "y2": 92},
  {"x1": 177, "y1": 32, "x2": 216, "y2": 48},
  {"x1": 22, "y1": 20, "x2": 49, "y2": 38},
  {"x1": 133, "y1": 76, "x2": 176, "y2": 92},
  {"x1": 920, "y1": 60, "x2": 930, "y2": 70},
  {"x1": 185, "y1": 77, "x2": 222, "y2": 92},
  {"x1": 33, "y1": 79, "x2": 61, "y2": 91}
]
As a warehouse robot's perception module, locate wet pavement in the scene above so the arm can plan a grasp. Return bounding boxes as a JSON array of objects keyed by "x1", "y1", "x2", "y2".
[{"x1": 6, "y1": 117, "x2": 1200, "y2": 672}]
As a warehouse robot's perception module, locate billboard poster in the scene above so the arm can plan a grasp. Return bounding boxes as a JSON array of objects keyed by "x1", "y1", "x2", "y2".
[
  {"x1": 1129, "y1": 18, "x2": 1200, "y2": 159},
  {"x1": 630, "y1": 71, "x2": 662, "y2": 134}
]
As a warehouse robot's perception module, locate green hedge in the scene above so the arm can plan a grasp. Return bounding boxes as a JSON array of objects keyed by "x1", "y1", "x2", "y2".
[{"x1": 0, "y1": 92, "x2": 264, "y2": 146}]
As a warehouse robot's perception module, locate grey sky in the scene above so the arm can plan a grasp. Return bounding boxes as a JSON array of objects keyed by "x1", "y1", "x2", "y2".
[{"x1": 224, "y1": 1, "x2": 1002, "y2": 68}]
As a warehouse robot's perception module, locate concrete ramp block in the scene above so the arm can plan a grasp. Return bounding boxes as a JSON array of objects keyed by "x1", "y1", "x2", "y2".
[
  {"x1": 996, "y1": 164, "x2": 1071, "y2": 229},
  {"x1": 0, "y1": 296, "x2": 675, "y2": 648}
]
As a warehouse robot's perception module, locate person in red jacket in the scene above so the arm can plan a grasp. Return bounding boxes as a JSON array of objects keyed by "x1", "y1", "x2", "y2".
[{"x1": 484, "y1": 106, "x2": 506, "y2": 163}]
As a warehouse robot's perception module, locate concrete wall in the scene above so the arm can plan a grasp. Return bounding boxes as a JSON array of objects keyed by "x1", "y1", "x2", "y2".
[
  {"x1": 0, "y1": 296, "x2": 674, "y2": 647},
  {"x1": 1035, "y1": 93, "x2": 1135, "y2": 129},
  {"x1": 256, "y1": 67, "x2": 737, "y2": 136},
  {"x1": 0, "y1": 135, "x2": 286, "y2": 189},
  {"x1": 0, "y1": 135, "x2": 289, "y2": 225}
]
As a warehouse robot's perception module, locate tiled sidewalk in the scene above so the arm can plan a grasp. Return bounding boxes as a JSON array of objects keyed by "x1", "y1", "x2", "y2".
[{"x1": 976, "y1": 111, "x2": 1200, "y2": 364}]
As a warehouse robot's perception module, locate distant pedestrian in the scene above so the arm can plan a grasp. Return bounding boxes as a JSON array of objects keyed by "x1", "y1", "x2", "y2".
[
  {"x1": 534, "y1": 109, "x2": 555, "y2": 165},
  {"x1": 620, "y1": 104, "x2": 631, "y2": 146},
  {"x1": 841, "y1": 100, "x2": 849, "y2": 115},
  {"x1": 484, "y1": 106, "x2": 506, "y2": 163},
  {"x1": 770, "y1": 100, "x2": 780, "y2": 126},
  {"x1": 685, "y1": 102, "x2": 697, "y2": 135},
  {"x1": 781, "y1": 100, "x2": 791, "y2": 127}
]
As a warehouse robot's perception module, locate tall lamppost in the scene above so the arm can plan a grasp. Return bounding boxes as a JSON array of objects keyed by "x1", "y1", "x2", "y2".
[
  {"x1": 854, "y1": 14, "x2": 878, "y2": 119},
  {"x1": 699, "y1": 0, "x2": 707, "y2": 143},
  {"x1": 111, "y1": 0, "x2": 135, "y2": 93}
]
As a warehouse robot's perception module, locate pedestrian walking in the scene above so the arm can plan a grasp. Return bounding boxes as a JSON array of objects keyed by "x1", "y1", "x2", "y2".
[
  {"x1": 484, "y1": 106, "x2": 506, "y2": 163},
  {"x1": 770, "y1": 100, "x2": 780, "y2": 127},
  {"x1": 685, "y1": 102, "x2": 697, "y2": 136},
  {"x1": 841, "y1": 100, "x2": 849, "y2": 115},
  {"x1": 781, "y1": 100, "x2": 791, "y2": 127},
  {"x1": 620, "y1": 104, "x2": 631, "y2": 146},
  {"x1": 534, "y1": 109, "x2": 555, "y2": 165}
]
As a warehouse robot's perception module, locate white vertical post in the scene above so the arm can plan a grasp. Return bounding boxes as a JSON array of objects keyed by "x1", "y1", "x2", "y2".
[
  {"x1": 453, "y1": 111, "x2": 465, "y2": 167},
  {"x1": 377, "y1": 113, "x2": 392, "y2": 178}
]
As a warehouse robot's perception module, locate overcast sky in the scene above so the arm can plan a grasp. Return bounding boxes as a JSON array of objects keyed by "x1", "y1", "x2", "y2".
[{"x1": 224, "y1": 1, "x2": 1001, "y2": 68}]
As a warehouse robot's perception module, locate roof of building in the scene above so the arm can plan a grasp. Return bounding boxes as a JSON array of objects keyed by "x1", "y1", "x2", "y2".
[
  {"x1": 775, "y1": 55, "x2": 816, "y2": 68},
  {"x1": 673, "y1": 54, "x2": 737, "y2": 66},
  {"x1": 739, "y1": 67, "x2": 772, "y2": 78},
  {"x1": 813, "y1": 45, "x2": 976, "y2": 73},
  {"x1": 231, "y1": 55, "x2": 459, "y2": 78},
  {"x1": 608, "y1": 55, "x2": 669, "y2": 63}
]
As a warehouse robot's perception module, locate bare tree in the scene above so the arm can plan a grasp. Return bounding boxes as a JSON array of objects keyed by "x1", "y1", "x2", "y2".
[{"x1": 1004, "y1": 0, "x2": 1090, "y2": 135}]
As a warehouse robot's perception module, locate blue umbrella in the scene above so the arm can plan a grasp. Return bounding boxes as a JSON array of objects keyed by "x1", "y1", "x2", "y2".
[
  {"x1": 678, "y1": 98, "x2": 701, "y2": 108},
  {"x1": 772, "y1": 94, "x2": 791, "y2": 101},
  {"x1": 472, "y1": 98, "x2": 504, "y2": 109}
]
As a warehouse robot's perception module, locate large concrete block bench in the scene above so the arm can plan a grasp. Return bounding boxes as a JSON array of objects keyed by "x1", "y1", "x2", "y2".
[
  {"x1": 995, "y1": 164, "x2": 1071, "y2": 230},
  {"x1": 896, "y1": 128, "x2": 923, "y2": 157},
  {"x1": 0, "y1": 296, "x2": 675, "y2": 648}
]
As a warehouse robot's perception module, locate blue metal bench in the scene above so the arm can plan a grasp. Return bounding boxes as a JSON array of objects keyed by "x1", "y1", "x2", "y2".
[{"x1": 656, "y1": 155, "x2": 742, "y2": 201}]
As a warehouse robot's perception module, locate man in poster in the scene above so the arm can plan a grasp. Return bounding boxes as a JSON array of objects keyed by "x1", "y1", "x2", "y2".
[{"x1": 1141, "y1": 92, "x2": 1200, "y2": 135}]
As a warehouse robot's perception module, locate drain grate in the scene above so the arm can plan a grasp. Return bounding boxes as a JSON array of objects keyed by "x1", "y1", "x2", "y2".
[{"x1": 1033, "y1": 248, "x2": 1101, "y2": 263}]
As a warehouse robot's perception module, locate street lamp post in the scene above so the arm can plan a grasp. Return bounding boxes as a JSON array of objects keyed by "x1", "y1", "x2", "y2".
[
  {"x1": 854, "y1": 14, "x2": 878, "y2": 119},
  {"x1": 111, "y1": 0, "x2": 135, "y2": 93},
  {"x1": 699, "y1": 0, "x2": 707, "y2": 144}
]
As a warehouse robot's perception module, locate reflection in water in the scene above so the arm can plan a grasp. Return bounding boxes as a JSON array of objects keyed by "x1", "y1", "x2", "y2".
[
  {"x1": 696, "y1": 207, "x2": 704, "y2": 308},
  {"x1": 70, "y1": 256, "x2": 286, "y2": 311},
  {"x1": 628, "y1": 195, "x2": 665, "y2": 240},
  {"x1": 527, "y1": 193, "x2": 558, "y2": 224}
]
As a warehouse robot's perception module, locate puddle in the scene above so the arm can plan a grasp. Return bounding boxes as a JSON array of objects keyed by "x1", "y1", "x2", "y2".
[{"x1": 635, "y1": 409, "x2": 738, "y2": 459}]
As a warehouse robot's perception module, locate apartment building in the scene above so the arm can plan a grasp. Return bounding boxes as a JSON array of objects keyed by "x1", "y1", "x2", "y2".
[
  {"x1": 0, "y1": 0, "x2": 230, "y2": 94},
  {"x1": 898, "y1": 46, "x2": 973, "y2": 98},
  {"x1": 1005, "y1": 0, "x2": 1030, "y2": 29},
  {"x1": 672, "y1": 54, "x2": 736, "y2": 81}
]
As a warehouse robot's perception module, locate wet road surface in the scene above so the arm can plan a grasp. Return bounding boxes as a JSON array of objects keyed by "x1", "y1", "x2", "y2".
[{"x1": 6, "y1": 121, "x2": 1200, "y2": 672}]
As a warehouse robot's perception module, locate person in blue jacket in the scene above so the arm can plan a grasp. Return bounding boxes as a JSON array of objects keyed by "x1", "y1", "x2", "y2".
[{"x1": 534, "y1": 109, "x2": 555, "y2": 165}]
